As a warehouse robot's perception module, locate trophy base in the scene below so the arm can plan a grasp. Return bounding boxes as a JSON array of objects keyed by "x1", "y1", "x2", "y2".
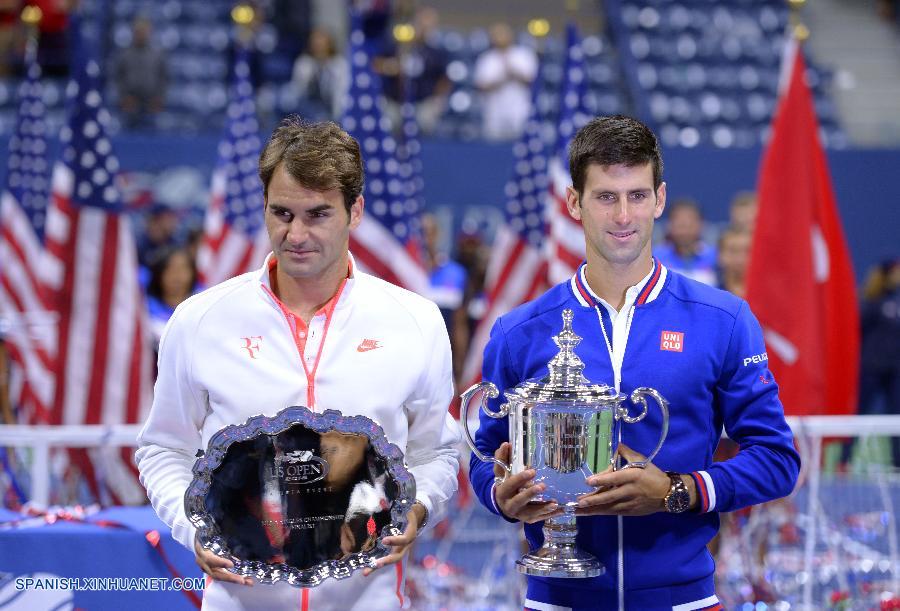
[{"x1": 515, "y1": 546, "x2": 605, "y2": 578}]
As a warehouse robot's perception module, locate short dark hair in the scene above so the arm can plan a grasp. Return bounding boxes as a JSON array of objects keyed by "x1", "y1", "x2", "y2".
[
  {"x1": 667, "y1": 197, "x2": 702, "y2": 218},
  {"x1": 568, "y1": 115, "x2": 663, "y2": 196},
  {"x1": 258, "y1": 116, "x2": 364, "y2": 214},
  {"x1": 146, "y1": 247, "x2": 197, "y2": 301}
]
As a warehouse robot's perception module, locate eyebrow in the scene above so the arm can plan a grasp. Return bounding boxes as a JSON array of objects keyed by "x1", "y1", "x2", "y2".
[
  {"x1": 305, "y1": 204, "x2": 334, "y2": 214},
  {"x1": 590, "y1": 188, "x2": 653, "y2": 196},
  {"x1": 268, "y1": 203, "x2": 334, "y2": 214}
]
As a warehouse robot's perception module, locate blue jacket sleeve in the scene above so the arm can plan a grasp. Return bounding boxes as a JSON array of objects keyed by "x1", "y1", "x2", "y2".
[
  {"x1": 704, "y1": 301, "x2": 801, "y2": 512},
  {"x1": 468, "y1": 317, "x2": 518, "y2": 521}
]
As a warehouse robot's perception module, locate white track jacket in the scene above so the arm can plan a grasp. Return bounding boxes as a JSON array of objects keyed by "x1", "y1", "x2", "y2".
[{"x1": 136, "y1": 254, "x2": 460, "y2": 610}]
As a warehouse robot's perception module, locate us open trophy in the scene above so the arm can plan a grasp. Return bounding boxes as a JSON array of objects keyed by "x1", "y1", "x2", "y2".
[
  {"x1": 184, "y1": 408, "x2": 415, "y2": 587},
  {"x1": 461, "y1": 309, "x2": 669, "y2": 578}
]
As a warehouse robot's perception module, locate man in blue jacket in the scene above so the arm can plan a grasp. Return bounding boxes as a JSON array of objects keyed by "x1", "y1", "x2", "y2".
[{"x1": 468, "y1": 115, "x2": 800, "y2": 611}]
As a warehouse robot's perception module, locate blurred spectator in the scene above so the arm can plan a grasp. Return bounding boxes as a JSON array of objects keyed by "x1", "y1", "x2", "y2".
[
  {"x1": 455, "y1": 228, "x2": 488, "y2": 376},
  {"x1": 716, "y1": 226, "x2": 752, "y2": 298},
  {"x1": 137, "y1": 204, "x2": 181, "y2": 271},
  {"x1": 473, "y1": 23, "x2": 538, "y2": 141},
  {"x1": 0, "y1": 338, "x2": 11, "y2": 423},
  {"x1": 354, "y1": 0, "x2": 393, "y2": 56},
  {"x1": 375, "y1": 6, "x2": 450, "y2": 135},
  {"x1": 422, "y1": 214, "x2": 468, "y2": 379},
  {"x1": 654, "y1": 198, "x2": 717, "y2": 286},
  {"x1": 729, "y1": 191, "x2": 758, "y2": 234},
  {"x1": 113, "y1": 16, "x2": 167, "y2": 130},
  {"x1": 0, "y1": 0, "x2": 18, "y2": 78},
  {"x1": 270, "y1": 0, "x2": 311, "y2": 62},
  {"x1": 841, "y1": 259, "x2": 900, "y2": 467},
  {"x1": 877, "y1": 0, "x2": 898, "y2": 23},
  {"x1": 291, "y1": 27, "x2": 348, "y2": 120},
  {"x1": 27, "y1": 0, "x2": 69, "y2": 77},
  {"x1": 146, "y1": 247, "x2": 199, "y2": 349}
]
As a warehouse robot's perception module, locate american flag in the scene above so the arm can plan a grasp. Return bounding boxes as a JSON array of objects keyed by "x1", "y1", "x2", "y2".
[
  {"x1": 197, "y1": 46, "x2": 268, "y2": 286},
  {"x1": 546, "y1": 23, "x2": 592, "y2": 285},
  {"x1": 460, "y1": 69, "x2": 549, "y2": 386},
  {"x1": 397, "y1": 99, "x2": 424, "y2": 264},
  {"x1": 0, "y1": 47, "x2": 55, "y2": 425},
  {"x1": 43, "y1": 55, "x2": 152, "y2": 505},
  {"x1": 341, "y1": 14, "x2": 428, "y2": 293}
]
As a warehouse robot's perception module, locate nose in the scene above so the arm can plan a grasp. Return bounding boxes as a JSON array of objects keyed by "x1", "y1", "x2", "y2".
[
  {"x1": 611, "y1": 199, "x2": 630, "y2": 225},
  {"x1": 286, "y1": 218, "x2": 309, "y2": 244}
]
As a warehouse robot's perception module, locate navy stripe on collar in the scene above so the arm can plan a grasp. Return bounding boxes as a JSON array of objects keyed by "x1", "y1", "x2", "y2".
[{"x1": 571, "y1": 258, "x2": 664, "y2": 308}]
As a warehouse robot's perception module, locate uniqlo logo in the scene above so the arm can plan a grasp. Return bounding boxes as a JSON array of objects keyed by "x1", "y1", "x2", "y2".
[{"x1": 660, "y1": 331, "x2": 684, "y2": 352}]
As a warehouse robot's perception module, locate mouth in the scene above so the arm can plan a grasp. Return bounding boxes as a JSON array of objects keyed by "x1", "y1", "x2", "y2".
[
  {"x1": 608, "y1": 230, "x2": 637, "y2": 241},
  {"x1": 284, "y1": 248, "x2": 317, "y2": 257}
]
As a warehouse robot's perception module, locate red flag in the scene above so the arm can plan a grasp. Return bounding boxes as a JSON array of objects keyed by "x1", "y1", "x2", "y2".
[{"x1": 745, "y1": 40, "x2": 859, "y2": 416}]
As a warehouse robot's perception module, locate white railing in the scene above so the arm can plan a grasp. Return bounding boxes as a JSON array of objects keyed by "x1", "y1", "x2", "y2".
[
  {"x1": 4, "y1": 416, "x2": 900, "y2": 609},
  {"x1": 786, "y1": 416, "x2": 900, "y2": 609},
  {"x1": 0, "y1": 424, "x2": 142, "y2": 509}
]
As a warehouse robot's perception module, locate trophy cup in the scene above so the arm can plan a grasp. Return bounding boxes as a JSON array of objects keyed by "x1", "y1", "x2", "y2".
[
  {"x1": 460, "y1": 309, "x2": 669, "y2": 578},
  {"x1": 184, "y1": 407, "x2": 415, "y2": 587}
]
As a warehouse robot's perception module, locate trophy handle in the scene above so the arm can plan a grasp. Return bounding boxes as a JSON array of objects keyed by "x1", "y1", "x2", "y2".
[
  {"x1": 459, "y1": 382, "x2": 512, "y2": 478},
  {"x1": 616, "y1": 387, "x2": 670, "y2": 470}
]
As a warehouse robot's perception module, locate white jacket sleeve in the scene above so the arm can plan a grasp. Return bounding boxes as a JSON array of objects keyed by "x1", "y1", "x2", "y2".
[
  {"x1": 403, "y1": 303, "x2": 460, "y2": 530},
  {"x1": 134, "y1": 306, "x2": 208, "y2": 552}
]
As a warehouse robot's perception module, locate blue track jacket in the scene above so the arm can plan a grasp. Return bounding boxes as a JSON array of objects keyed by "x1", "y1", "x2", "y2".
[{"x1": 469, "y1": 261, "x2": 801, "y2": 611}]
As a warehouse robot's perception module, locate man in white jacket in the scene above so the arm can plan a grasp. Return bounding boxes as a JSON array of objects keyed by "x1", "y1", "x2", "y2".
[{"x1": 136, "y1": 117, "x2": 460, "y2": 610}]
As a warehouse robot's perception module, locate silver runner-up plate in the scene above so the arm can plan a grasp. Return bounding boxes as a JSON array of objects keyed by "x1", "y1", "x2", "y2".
[{"x1": 184, "y1": 406, "x2": 415, "y2": 587}]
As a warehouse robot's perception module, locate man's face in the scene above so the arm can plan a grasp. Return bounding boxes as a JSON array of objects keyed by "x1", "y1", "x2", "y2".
[
  {"x1": 566, "y1": 162, "x2": 665, "y2": 269},
  {"x1": 667, "y1": 206, "x2": 702, "y2": 250},
  {"x1": 264, "y1": 164, "x2": 362, "y2": 281},
  {"x1": 718, "y1": 231, "x2": 751, "y2": 278}
]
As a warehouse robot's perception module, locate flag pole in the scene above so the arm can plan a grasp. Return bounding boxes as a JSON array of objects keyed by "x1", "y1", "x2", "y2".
[
  {"x1": 231, "y1": 3, "x2": 256, "y2": 47},
  {"x1": 787, "y1": 0, "x2": 810, "y2": 42},
  {"x1": 20, "y1": 5, "x2": 42, "y2": 62}
]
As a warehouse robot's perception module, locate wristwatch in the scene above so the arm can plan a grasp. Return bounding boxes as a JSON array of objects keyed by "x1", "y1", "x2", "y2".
[{"x1": 663, "y1": 472, "x2": 691, "y2": 514}]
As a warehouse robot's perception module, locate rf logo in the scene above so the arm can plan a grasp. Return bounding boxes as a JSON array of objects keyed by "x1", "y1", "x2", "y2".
[
  {"x1": 660, "y1": 331, "x2": 684, "y2": 352},
  {"x1": 241, "y1": 336, "x2": 263, "y2": 359}
]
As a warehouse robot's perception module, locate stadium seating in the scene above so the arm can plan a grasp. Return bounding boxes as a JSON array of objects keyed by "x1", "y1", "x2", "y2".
[
  {"x1": 605, "y1": 0, "x2": 848, "y2": 148},
  {"x1": 0, "y1": 0, "x2": 844, "y2": 147}
]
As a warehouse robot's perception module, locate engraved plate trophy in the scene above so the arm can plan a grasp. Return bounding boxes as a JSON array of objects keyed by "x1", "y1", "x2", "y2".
[
  {"x1": 185, "y1": 408, "x2": 415, "y2": 587},
  {"x1": 461, "y1": 309, "x2": 669, "y2": 578}
]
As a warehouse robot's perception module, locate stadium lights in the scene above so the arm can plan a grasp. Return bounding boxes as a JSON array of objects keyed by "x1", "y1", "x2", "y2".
[
  {"x1": 231, "y1": 4, "x2": 255, "y2": 25},
  {"x1": 21, "y1": 5, "x2": 42, "y2": 24},
  {"x1": 393, "y1": 23, "x2": 415, "y2": 43},
  {"x1": 527, "y1": 19, "x2": 550, "y2": 38}
]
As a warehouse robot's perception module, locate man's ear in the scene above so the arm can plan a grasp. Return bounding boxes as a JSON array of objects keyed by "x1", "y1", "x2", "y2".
[
  {"x1": 349, "y1": 195, "x2": 364, "y2": 229},
  {"x1": 565, "y1": 186, "x2": 582, "y2": 221},
  {"x1": 654, "y1": 182, "x2": 667, "y2": 219}
]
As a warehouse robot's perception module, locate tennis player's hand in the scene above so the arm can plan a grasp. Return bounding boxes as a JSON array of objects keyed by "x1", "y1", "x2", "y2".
[
  {"x1": 362, "y1": 504, "x2": 425, "y2": 576},
  {"x1": 194, "y1": 534, "x2": 253, "y2": 586},
  {"x1": 575, "y1": 444, "x2": 672, "y2": 516},
  {"x1": 492, "y1": 442, "x2": 564, "y2": 524}
]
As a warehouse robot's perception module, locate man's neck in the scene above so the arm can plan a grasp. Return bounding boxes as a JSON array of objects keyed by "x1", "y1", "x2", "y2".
[
  {"x1": 584, "y1": 257, "x2": 654, "y2": 312},
  {"x1": 273, "y1": 263, "x2": 347, "y2": 324}
]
